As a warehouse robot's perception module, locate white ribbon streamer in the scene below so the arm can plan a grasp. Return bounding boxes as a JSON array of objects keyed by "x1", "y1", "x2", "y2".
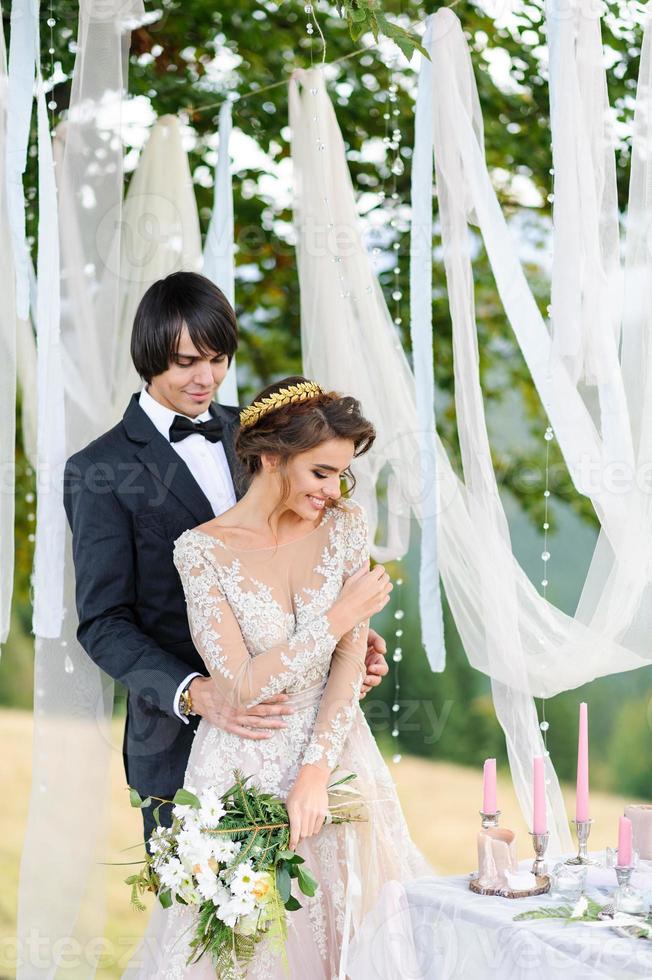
[
  {"x1": 290, "y1": 67, "x2": 446, "y2": 669},
  {"x1": 547, "y1": 0, "x2": 632, "y2": 473},
  {"x1": 32, "y1": 59, "x2": 65, "y2": 639},
  {"x1": 338, "y1": 822, "x2": 363, "y2": 980},
  {"x1": 427, "y1": 9, "x2": 570, "y2": 853},
  {"x1": 0, "y1": 5, "x2": 17, "y2": 644},
  {"x1": 409, "y1": 14, "x2": 446, "y2": 671},
  {"x1": 204, "y1": 100, "x2": 239, "y2": 406},
  {"x1": 5, "y1": 0, "x2": 35, "y2": 321}
]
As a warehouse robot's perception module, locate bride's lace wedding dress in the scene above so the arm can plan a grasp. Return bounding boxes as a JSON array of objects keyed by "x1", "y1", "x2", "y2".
[{"x1": 123, "y1": 498, "x2": 430, "y2": 978}]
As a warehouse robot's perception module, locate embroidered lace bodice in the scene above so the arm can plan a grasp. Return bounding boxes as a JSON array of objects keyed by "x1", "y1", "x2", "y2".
[{"x1": 172, "y1": 498, "x2": 370, "y2": 772}]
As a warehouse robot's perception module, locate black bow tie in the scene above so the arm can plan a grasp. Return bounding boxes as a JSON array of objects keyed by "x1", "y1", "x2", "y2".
[{"x1": 169, "y1": 415, "x2": 224, "y2": 444}]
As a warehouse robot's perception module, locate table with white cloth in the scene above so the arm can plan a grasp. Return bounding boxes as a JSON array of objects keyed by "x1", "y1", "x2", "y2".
[{"x1": 347, "y1": 863, "x2": 652, "y2": 980}]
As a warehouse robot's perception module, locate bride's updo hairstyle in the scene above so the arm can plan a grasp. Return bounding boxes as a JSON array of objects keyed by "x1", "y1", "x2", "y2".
[{"x1": 235, "y1": 375, "x2": 376, "y2": 505}]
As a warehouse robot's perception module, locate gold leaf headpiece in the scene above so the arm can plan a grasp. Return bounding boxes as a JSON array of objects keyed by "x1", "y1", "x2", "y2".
[{"x1": 239, "y1": 380, "x2": 325, "y2": 430}]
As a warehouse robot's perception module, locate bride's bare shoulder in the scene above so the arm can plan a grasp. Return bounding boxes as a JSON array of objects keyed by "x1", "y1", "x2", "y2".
[{"x1": 194, "y1": 505, "x2": 242, "y2": 536}]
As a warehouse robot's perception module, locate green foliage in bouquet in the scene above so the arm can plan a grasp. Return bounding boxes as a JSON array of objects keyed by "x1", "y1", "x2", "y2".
[{"x1": 123, "y1": 770, "x2": 364, "y2": 977}]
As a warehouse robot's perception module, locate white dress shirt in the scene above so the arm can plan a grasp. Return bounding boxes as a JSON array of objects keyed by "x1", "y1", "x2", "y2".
[{"x1": 138, "y1": 386, "x2": 237, "y2": 722}]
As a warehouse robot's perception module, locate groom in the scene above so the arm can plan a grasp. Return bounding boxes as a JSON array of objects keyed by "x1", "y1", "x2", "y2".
[{"x1": 63, "y1": 271, "x2": 388, "y2": 845}]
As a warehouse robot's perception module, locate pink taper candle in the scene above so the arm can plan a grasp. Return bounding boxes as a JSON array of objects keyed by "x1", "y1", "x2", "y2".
[
  {"x1": 483, "y1": 758, "x2": 497, "y2": 814},
  {"x1": 533, "y1": 757, "x2": 547, "y2": 834},
  {"x1": 618, "y1": 816, "x2": 633, "y2": 867},
  {"x1": 576, "y1": 702, "x2": 590, "y2": 822}
]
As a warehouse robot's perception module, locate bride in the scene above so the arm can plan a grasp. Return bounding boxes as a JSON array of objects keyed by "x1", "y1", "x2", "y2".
[{"x1": 124, "y1": 377, "x2": 430, "y2": 978}]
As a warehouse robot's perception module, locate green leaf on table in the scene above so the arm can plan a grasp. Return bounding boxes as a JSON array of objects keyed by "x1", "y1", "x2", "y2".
[
  {"x1": 514, "y1": 904, "x2": 573, "y2": 921},
  {"x1": 515, "y1": 896, "x2": 607, "y2": 924},
  {"x1": 582, "y1": 897, "x2": 606, "y2": 920}
]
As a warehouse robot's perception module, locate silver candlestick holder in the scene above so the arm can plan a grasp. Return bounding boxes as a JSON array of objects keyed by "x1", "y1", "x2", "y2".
[
  {"x1": 479, "y1": 810, "x2": 500, "y2": 830},
  {"x1": 566, "y1": 818, "x2": 597, "y2": 865},
  {"x1": 530, "y1": 831, "x2": 550, "y2": 878},
  {"x1": 614, "y1": 865, "x2": 647, "y2": 916}
]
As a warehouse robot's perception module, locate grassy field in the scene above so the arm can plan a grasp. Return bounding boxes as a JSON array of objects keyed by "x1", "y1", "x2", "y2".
[{"x1": 0, "y1": 707, "x2": 639, "y2": 978}]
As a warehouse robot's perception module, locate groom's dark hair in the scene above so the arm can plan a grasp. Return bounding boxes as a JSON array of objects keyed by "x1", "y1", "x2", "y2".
[{"x1": 131, "y1": 271, "x2": 239, "y2": 382}]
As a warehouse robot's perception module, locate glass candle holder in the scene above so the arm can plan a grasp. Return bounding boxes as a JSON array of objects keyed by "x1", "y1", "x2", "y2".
[
  {"x1": 614, "y1": 866, "x2": 647, "y2": 917},
  {"x1": 550, "y1": 861, "x2": 587, "y2": 903}
]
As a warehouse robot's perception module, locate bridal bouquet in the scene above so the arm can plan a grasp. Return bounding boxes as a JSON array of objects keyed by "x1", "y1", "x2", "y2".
[{"x1": 125, "y1": 771, "x2": 365, "y2": 977}]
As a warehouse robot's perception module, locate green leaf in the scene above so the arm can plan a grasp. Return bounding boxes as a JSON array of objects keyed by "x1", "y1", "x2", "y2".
[
  {"x1": 297, "y1": 865, "x2": 318, "y2": 898},
  {"x1": 514, "y1": 904, "x2": 572, "y2": 921},
  {"x1": 328, "y1": 773, "x2": 358, "y2": 789},
  {"x1": 129, "y1": 787, "x2": 143, "y2": 808},
  {"x1": 584, "y1": 897, "x2": 605, "y2": 920},
  {"x1": 277, "y1": 864, "x2": 291, "y2": 903},
  {"x1": 159, "y1": 889, "x2": 173, "y2": 909},
  {"x1": 172, "y1": 788, "x2": 201, "y2": 809},
  {"x1": 276, "y1": 850, "x2": 304, "y2": 864},
  {"x1": 284, "y1": 895, "x2": 302, "y2": 912}
]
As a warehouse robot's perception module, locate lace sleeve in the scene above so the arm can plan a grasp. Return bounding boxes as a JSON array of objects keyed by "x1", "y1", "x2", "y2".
[
  {"x1": 173, "y1": 532, "x2": 339, "y2": 707},
  {"x1": 302, "y1": 501, "x2": 370, "y2": 772}
]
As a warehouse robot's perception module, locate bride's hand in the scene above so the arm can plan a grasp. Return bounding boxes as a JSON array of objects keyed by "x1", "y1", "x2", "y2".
[
  {"x1": 286, "y1": 766, "x2": 330, "y2": 850},
  {"x1": 328, "y1": 563, "x2": 392, "y2": 638}
]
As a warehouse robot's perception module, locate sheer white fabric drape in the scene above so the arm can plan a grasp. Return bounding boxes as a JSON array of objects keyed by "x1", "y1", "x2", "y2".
[
  {"x1": 16, "y1": 1, "x2": 144, "y2": 975},
  {"x1": 110, "y1": 113, "x2": 203, "y2": 417},
  {"x1": 290, "y1": 67, "x2": 446, "y2": 670},
  {"x1": 411, "y1": 5, "x2": 652, "y2": 849},
  {"x1": 293, "y1": 8, "x2": 652, "y2": 853},
  {"x1": 0, "y1": 5, "x2": 17, "y2": 644}
]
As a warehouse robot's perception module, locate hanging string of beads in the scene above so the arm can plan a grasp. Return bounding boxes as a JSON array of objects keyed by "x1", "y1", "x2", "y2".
[
  {"x1": 538, "y1": 421, "x2": 554, "y2": 755},
  {"x1": 539, "y1": 161, "x2": 556, "y2": 758},
  {"x1": 391, "y1": 559, "x2": 405, "y2": 764},
  {"x1": 387, "y1": 75, "x2": 404, "y2": 342},
  {"x1": 303, "y1": 2, "x2": 326, "y2": 65},
  {"x1": 46, "y1": 0, "x2": 57, "y2": 123}
]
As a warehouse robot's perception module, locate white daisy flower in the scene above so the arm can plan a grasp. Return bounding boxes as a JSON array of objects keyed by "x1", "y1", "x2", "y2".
[
  {"x1": 209, "y1": 836, "x2": 241, "y2": 863},
  {"x1": 229, "y1": 860, "x2": 257, "y2": 897},
  {"x1": 216, "y1": 894, "x2": 256, "y2": 928},
  {"x1": 158, "y1": 857, "x2": 185, "y2": 893},
  {"x1": 195, "y1": 866, "x2": 220, "y2": 901},
  {"x1": 197, "y1": 789, "x2": 227, "y2": 828}
]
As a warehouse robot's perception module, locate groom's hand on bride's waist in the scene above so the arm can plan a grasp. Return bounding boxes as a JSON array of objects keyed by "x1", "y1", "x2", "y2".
[
  {"x1": 188, "y1": 677, "x2": 295, "y2": 739},
  {"x1": 360, "y1": 628, "x2": 388, "y2": 699}
]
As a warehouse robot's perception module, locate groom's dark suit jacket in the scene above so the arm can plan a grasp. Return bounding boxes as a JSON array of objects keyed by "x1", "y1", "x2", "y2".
[{"x1": 63, "y1": 393, "x2": 245, "y2": 800}]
